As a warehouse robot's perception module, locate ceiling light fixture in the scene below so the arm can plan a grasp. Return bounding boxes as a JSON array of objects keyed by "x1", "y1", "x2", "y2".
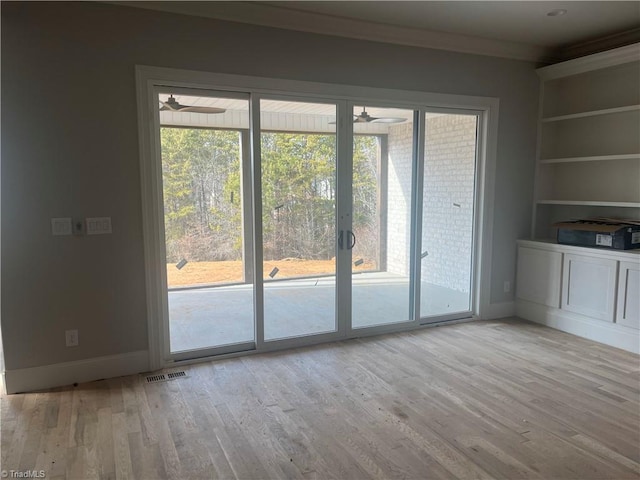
[{"x1": 547, "y1": 9, "x2": 568, "y2": 17}]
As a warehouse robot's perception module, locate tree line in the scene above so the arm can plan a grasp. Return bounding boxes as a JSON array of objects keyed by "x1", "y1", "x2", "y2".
[{"x1": 161, "y1": 127, "x2": 379, "y2": 265}]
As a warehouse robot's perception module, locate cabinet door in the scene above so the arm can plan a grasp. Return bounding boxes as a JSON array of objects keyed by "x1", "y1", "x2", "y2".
[
  {"x1": 516, "y1": 247, "x2": 562, "y2": 307},
  {"x1": 616, "y1": 261, "x2": 640, "y2": 329},
  {"x1": 562, "y1": 254, "x2": 617, "y2": 322}
]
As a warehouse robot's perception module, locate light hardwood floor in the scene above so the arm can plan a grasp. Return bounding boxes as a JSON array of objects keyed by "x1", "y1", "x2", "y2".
[{"x1": 2, "y1": 318, "x2": 639, "y2": 479}]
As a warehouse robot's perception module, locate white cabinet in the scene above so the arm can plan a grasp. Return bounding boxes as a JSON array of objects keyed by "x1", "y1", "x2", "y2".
[
  {"x1": 561, "y1": 254, "x2": 617, "y2": 322},
  {"x1": 516, "y1": 247, "x2": 562, "y2": 307},
  {"x1": 616, "y1": 261, "x2": 640, "y2": 329},
  {"x1": 533, "y1": 44, "x2": 640, "y2": 241},
  {"x1": 516, "y1": 240, "x2": 640, "y2": 353}
]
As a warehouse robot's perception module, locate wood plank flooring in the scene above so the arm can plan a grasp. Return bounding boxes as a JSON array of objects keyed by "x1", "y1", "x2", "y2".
[{"x1": 2, "y1": 318, "x2": 639, "y2": 479}]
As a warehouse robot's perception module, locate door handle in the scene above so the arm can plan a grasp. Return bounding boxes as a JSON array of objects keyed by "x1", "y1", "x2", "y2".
[
  {"x1": 338, "y1": 230, "x2": 344, "y2": 250},
  {"x1": 347, "y1": 231, "x2": 356, "y2": 250}
]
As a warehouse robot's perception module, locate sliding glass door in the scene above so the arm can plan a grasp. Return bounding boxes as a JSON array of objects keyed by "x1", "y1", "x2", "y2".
[
  {"x1": 259, "y1": 98, "x2": 340, "y2": 341},
  {"x1": 158, "y1": 90, "x2": 255, "y2": 357},
  {"x1": 147, "y1": 81, "x2": 484, "y2": 363},
  {"x1": 350, "y1": 105, "x2": 417, "y2": 329},
  {"x1": 420, "y1": 112, "x2": 479, "y2": 321}
]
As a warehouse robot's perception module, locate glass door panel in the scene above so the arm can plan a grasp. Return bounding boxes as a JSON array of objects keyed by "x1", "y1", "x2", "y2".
[
  {"x1": 159, "y1": 92, "x2": 255, "y2": 353},
  {"x1": 420, "y1": 112, "x2": 478, "y2": 318},
  {"x1": 260, "y1": 99, "x2": 338, "y2": 341},
  {"x1": 351, "y1": 106, "x2": 415, "y2": 328}
]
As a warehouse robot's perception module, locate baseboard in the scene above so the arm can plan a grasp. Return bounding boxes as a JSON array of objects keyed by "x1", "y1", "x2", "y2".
[
  {"x1": 482, "y1": 301, "x2": 515, "y2": 320},
  {"x1": 516, "y1": 300, "x2": 639, "y2": 354},
  {"x1": 3, "y1": 350, "x2": 150, "y2": 394}
]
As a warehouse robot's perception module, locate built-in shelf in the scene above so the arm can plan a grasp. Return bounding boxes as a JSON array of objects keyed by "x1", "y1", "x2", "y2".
[
  {"x1": 532, "y1": 43, "x2": 640, "y2": 240},
  {"x1": 522, "y1": 239, "x2": 640, "y2": 257},
  {"x1": 525, "y1": 43, "x2": 640, "y2": 355},
  {"x1": 537, "y1": 200, "x2": 640, "y2": 208},
  {"x1": 539, "y1": 153, "x2": 640, "y2": 164},
  {"x1": 516, "y1": 239, "x2": 640, "y2": 354},
  {"x1": 541, "y1": 105, "x2": 640, "y2": 123}
]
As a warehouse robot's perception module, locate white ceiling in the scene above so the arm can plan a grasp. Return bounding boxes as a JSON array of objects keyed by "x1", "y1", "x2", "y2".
[
  {"x1": 120, "y1": 1, "x2": 640, "y2": 62},
  {"x1": 266, "y1": 1, "x2": 640, "y2": 48},
  {"x1": 158, "y1": 93, "x2": 416, "y2": 133}
]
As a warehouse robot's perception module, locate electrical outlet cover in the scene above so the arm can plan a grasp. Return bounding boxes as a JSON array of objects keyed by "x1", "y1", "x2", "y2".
[{"x1": 65, "y1": 329, "x2": 79, "y2": 347}]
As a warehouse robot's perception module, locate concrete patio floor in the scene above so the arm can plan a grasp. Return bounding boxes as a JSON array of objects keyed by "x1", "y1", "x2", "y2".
[{"x1": 168, "y1": 272, "x2": 470, "y2": 353}]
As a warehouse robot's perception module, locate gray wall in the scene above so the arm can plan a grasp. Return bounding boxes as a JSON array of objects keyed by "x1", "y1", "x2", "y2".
[{"x1": 1, "y1": 2, "x2": 538, "y2": 371}]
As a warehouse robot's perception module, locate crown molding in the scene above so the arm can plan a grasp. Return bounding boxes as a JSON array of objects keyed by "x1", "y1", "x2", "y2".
[
  {"x1": 556, "y1": 27, "x2": 640, "y2": 62},
  {"x1": 537, "y1": 42, "x2": 640, "y2": 79},
  {"x1": 115, "y1": 1, "x2": 553, "y2": 63}
]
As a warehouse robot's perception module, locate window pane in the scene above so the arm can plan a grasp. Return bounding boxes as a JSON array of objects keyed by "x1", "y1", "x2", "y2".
[
  {"x1": 420, "y1": 113, "x2": 478, "y2": 318},
  {"x1": 159, "y1": 93, "x2": 254, "y2": 352},
  {"x1": 351, "y1": 106, "x2": 414, "y2": 328},
  {"x1": 260, "y1": 99, "x2": 338, "y2": 341}
]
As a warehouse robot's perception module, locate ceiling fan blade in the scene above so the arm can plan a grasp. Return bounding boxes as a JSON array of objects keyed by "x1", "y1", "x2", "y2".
[
  {"x1": 177, "y1": 106, "x2": 226, "y2": 114},
  {"x1": 159, "y1": 95, "x2": 226, "y2": 114},
  {"x1": 370, "y1": 117, "x2": 406, "y2": 124},
  {"x1": 353, "y1": 107, "x2": 406, "y2": 124}
]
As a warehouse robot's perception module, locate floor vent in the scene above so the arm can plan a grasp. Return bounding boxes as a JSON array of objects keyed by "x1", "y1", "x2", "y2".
[{"x1": 145, "y1": 371, "x2": 187, "y2": 384}]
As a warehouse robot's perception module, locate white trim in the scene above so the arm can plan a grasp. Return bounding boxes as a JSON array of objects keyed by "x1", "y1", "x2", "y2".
[
  {"x1": 517, "y1": 239, "x2": 640, "y2": 263},
  {"x1": 539, "y1": 153, "x2": 640, "y2": 164},
  {"x1": 541, "y1": 105, "x2": 640, "y2": 123},
  {"x1": 482, "y1": 302, "x2": 516, "y2": 320},
  {"x1": 476, "y1": 103, "x2": 499, "y2": 320},
  {"x1": 516, "y1": 300, "x2": 639, "y2": 354},
  {"x1": 537, "y1": 42, "x2": 640, "y2": 80},
  {"x1": 249, "y1": 95, "x2": 264, "y2": 350},
  {"x1": 336, "y1": 99, "x2": 353, "y2": 338},
  {"x1": 123, "y1": 2, "x2": 550, "y2": 63},
  {"x1": 536, "y1": 200, "x2": 640, "y2": 208},
  {"x1": 3, "y1": 350, "x2": 149, "y2": 394},
  {"x1": 412, "y1": 110, "x2": 426, "y2": 322},
  {"x1": 136, "y1": 66, "x2": 500, "y2": 369},
  {"x1": 136, "y1": 66, "x2": 499, "y2": 112},
  {"x1": 136, "y1": 71, "x2": 165, "y2": 372}
]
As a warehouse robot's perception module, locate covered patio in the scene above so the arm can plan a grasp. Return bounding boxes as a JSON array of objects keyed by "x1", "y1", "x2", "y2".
[{"x1": 169, "y1": 272, "x2": 470, "y2": 352}]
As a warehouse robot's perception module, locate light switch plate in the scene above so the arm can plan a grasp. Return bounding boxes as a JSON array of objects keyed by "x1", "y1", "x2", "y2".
[
  {"x1": 51, "y1": 217, "x2": 72, "y2": 236},
  {"x1": 86, "y1": 217, "x2": 112, "y2": 235}
]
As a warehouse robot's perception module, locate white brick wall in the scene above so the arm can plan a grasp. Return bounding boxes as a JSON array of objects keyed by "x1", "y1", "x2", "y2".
[
  {"x1": 386, "y1": 115, "x2": 477, "y2": 292},
  {"x1": 422, "y1": 115, "x2": 477, "y2": 292},
  {"x1": 386, "y1": 122, "x2": 414, "y2": 276}
]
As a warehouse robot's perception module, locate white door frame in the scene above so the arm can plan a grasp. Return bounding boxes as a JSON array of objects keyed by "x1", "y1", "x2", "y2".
[
  {"x1": 136, "y1": 65, "x2": 499, "y2": 371},
  {"x1": 418, "y1": 107, "x2": 485, "y2": 325},
  {"x1": 251, "y1": 92, "x2": 347, "y2": 351}
]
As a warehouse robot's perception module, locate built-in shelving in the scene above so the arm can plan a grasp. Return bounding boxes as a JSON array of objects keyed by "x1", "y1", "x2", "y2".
[
  {"x1": 539, "y1": 153, "x2": 640, "y2": 164},
  {"x1": 516, "y1": 240, "x2": 640, "y2": 353},
  {"x1": 541, "y1": 104, "x2": 640, "y2": 123},
  {"x1": 537, "y1": 200, "x2": 640, "y2": 208},
  {"x1": 531, "y1": 43, "x2": 640, "y2": 239}
]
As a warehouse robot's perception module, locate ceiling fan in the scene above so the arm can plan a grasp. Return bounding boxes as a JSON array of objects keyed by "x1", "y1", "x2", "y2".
[
  {"x1": 159, "y1": 95, "x2": 226, "y2": 114},
  {"x1": 330, "y1": 107, "x2": 406, "y2": 124}
]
